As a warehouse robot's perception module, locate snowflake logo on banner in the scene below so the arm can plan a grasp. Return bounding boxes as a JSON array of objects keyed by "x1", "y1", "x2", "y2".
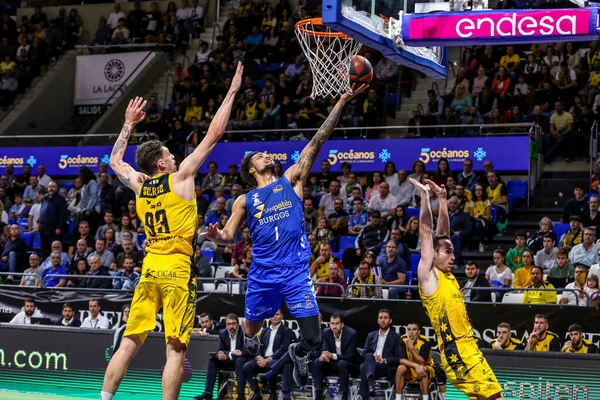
[
  {"x1": 473, "y1": 147, "x2": 487, "y2": 162},
  {"x1": 101, "y1": 155, "x2": 110, "y2": 164},
  {"x1": 291, "y1": 150, "x2": 301, "y2": 163},
  {"x1": 26, "y1": 155, "x2": 37, "y2": 167},
  {"x1": 378, "y1": 149, "x2": 391, "y2": 163}
]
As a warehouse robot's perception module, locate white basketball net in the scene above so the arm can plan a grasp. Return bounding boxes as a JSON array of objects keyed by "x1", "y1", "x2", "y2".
[{"x1": 295, "y1": 19, "x2": 362, "y2": 99}]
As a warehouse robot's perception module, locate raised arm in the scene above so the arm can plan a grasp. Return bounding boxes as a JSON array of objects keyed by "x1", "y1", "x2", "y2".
[
  {"x1": 424, "y1": 179, "x2": 449, "y2": 236},
  {"x1": 203, "y1": 195, "x2": 246, "y2": 246},
  {"x1": 285, "y1": 84, "x2": 368, "y2": 186},
  {"x1": 410, "y1": 178, "x2": 437, "y2": 294},
  {"x1": 176, "y1": 62, "x2": 243, "y2": 180},
  {"x1": 110, "y1": 97, "x2": 150, "y2": 194}
]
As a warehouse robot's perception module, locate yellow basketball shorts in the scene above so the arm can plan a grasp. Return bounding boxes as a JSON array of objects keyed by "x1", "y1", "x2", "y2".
[
  {"x1": 403, "y1": 364, "x2": 436, "y2": 382},
  {"x1": 441, "y1": 339, "x2": 502, "y2": 399},
  {"x1": 124, "y1": 253, "x2": 197, "y2": 346}
]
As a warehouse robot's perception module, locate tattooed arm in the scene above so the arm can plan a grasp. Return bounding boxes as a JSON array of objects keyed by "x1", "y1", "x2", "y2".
[
  {"x1": 285, "y1": 84, "x2": 368, "y2": 188},
  {"x1": 109, "y1": 97, "x2": 149, "y2": 195}
]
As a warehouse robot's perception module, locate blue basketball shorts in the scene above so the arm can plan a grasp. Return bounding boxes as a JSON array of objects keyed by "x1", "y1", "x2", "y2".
[{"x1": 244, "y1": 263, "x2": 320, "y2": 322}]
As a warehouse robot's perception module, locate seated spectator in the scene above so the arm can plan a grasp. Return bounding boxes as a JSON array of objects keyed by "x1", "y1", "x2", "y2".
[
  {"x1": 367, "y1": 182, "x2": 397, "y2": 219},
  {"x1": 365, "y1": 172, "x2": 383, "y2": 201},
  {"x1": 113, "y1": 256, "x2": 140, "y2": 290},
  {"x1": 554, "y1": 62, "x2": 577, "y2": 102},
  {"x1": 491, "y1": 66, "x2": 511, "y2": 108},
  {"x1": 527, "y1": 217, "x2": 556, "y2": 255},
  {"x1": 401, "y1": 217, "x2": 419, "y2": 251},
  {"x1": 205, "y1": 197, "x2": 228, "y2": 226},
  {"x1": 506, "y1": 231, "x2": 530, "y2": 272},
  {"x1": 313, "y1": 216, "x2": 333, "y2": 245},
  {"x1": 111, "y1": 18, "x2": 130, "y2": 44},
  {"x1": 231, "y1": 226, "x2": 252, "y2": 267},
  {"x1": 460, "y1": 106, "x2": 485, "y2": 136},
  {"x1": 486, "y1": 249, "x2": 513, "y2": 287},
  {"x1": 315, "y1": 262, "x2": 347, "y2": 297},
  {"x1": 0, "y1": 224, "x2": 28, "y2": 281},
  {"x1": 54, "y1": 303, "x2": 81, "y2": 327},
  {"x1": 547, "y1": 248, "x2": 575, "y2": 288},
  {"x1": 230, "y1": 245, "x2": 251, "y2": 280},
  {"x1": 9, "y1": 298, "x2": 43, "y2": 324},
  {"x1": 407, "y1": 107, "x2": 434, "y2": 138},
  {"x1": 310, "y1": 243, "x2": 339, "y2": 280},
  {"x1": 107, "y1": 3, "x2": 125, "y2": 29},
  {"x1": 525, "y1": 314, "x2": 561, "y2": 352},
  {"x1": 569, "y1": 228, "x2": 598, "y2": 267},
  {"x1": 499, "y1": 46, "x2": 520, "y2": 80},
  {"x1": 455, "y1": 158, "x2": 478, "y2": 191},
  {"x1": 81, "y1": 299, "x2": 110, "y2": 329},
  {"x1": 328, "y1": 198, "x2": 349, "y2": 239},
  {"x1": 485, "y1": 171, "x2": 508, "y2": 222},
  {"x1": 87, "y1": 238, "x2": 116, "y2": 267},
  {"x1": 349, "y1": 261, "x2": 383, "y2": 299},
  {"x1": 376, "y1": 240, "x2": 406, "y2": 299},
  {"x1": 422, "y1": 90, "x2": 444, "y2": 119},
  {"x1": 343, "y1": 210, "x2": 390, "y2": 270},
  {"x1": 20, "y1": 253, "x2": 43, "y2": 287},
  {"x1": 242, "y1": 309, "x2": 294, "y2": 399},
  {"x1": 514, "y1": 250, "x2": 535, "y2": 288},
  {"x1": 303, "y1": 198, "x2": 318, "y2": 234},
  {"x1": 450, "y1": 83, "x2": 472, "y2": 114},
  {"x1": 437, "y1": 106, "x2": 459, "y2": 137},
  {"x1": 41, "y1": 240, "x2": 70, "y2": 269},
  {"x1": 69, "y1": 221, "x2": 95, "y2": 256},
  {"x1": 70, "y1": 238, "x2": 91, "y2": 268},
  {"x1": 9, "y1": 193, "x2": 29, "y2": 219},
  {"x1": 534, "y1": 233, "x2": 558, "y2": 273},
  {"x1": 312, "y1": 314, "x2": 358, "y2": 400},
  {"x1": 559, "y1": 215, "x2": 583, "y2": 251},
  {"x1": 41, "y1": 251, "x2": 68, "y2": 288},
  {"x1": 560, "y1": 264, "x2": 590, "y2": 307},
  {"x1": 562, "y1": 184, "x2": 588, "y2": 223},
  {"x1": 431, "y1": 158, "x2": 452, "y2": 188},
  {"x1": 448, "y1": 195, "x2": 471, "y2": 264},
  {"x1": 543, "y1": 101, "x2": 574, "y2": 163},
  {"x1": 67, "y1": 258, "x2": 89, "y2": 288},
  {"x1": 395, "y1": 322, "x2": 438, "y2": 399},
  {"x1": 348, "y1": 197, "x2": 369, "y2": 236},
  {"x1": 82, "y1": 255, "x2": 112, "y2": 289},
  {"x1": 523, "y1": 266, "x2": 557, "y2": 304},
  {"x1": 561, "y1": 324, "x2": 599, "y2": 353},
  {"x1": 358, "y1": 309, "x2": 400, "y2": 399},
  {"x1": 470, "y1": 183, "x2": 493, "y2": 252},
  {"x1": 491, "y1": 322, "x2": 524, "y2": 350},
  {"x1": 386, "y1": 205, "x2": 408, "y2": 234},
  {"x1": 460, "y1": 261, "x2": 490, "y2": 302}
]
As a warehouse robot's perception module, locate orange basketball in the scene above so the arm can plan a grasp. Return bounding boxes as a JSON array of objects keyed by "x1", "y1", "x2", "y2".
[{"x1": 349, "y1": 55, "x2": 373, "y2": 84}]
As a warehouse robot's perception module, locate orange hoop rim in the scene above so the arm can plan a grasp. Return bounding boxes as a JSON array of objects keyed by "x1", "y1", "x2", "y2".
[{"x1": 295, "y1": 18, "x2": 353, "y2": 40}]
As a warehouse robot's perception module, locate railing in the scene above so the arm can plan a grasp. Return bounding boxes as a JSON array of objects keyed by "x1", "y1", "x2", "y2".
[
  {"x1": 208, "y1": 23, "x2": 223, "y2": 51},
  {"x1": 528, "y1": 122, "x2": 542, "y2": 204},
  {"x1": 459, "y1": 285, "x2": 593, "y2": 307},
  {"x1": 41, "y1": 274, "x2": 131, "y2": 288},
  {"x1": 590, "y1": 120, "x2": 598, "y2": 179}
]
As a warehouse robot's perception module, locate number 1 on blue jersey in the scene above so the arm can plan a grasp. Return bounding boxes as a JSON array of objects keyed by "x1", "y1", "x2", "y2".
[{"x1": 275, "y1": 226, "x2": 279, "y2": 241}]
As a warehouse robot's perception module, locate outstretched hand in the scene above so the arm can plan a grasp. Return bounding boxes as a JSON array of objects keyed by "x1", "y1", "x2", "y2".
[
  {"x1": 409, "y1": 177, "x2": 431, "y2": 196},
  {"x1": 341, "y1": 83, "x2": 369, "y2": 102},
  {"x1": 200, "y1": 223, "x2": 222, "y2": 242},
  {"x1": 423, "y1": 179, "x2": 447, "y2": 200},
  {"x1": 125, "y1": 96, "x2": 147, "y2": 125},
  {"x1": 230, "y1": 62, "x2": 244, "y2": 94}
]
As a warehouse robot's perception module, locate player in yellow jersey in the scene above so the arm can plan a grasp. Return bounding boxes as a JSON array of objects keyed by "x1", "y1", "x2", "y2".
[
  {"x1": 99, "y1": 63, "x2": 244, "y2": 400},
  {"x1": 409, "y1": 177, "x2": 503, "y2": 400}
]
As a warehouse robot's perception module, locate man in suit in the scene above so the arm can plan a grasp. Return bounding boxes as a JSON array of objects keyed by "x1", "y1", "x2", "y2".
[
  {"x1": 193, "y1": 312, "x2": 223, "y2": 335},
  {"x1": 243, "y1": 309, "x2": 295, "y2": 400},
  {"x1": 459, "y1": 261, "x2": 491, "y2": 302},
  {"x1": 194, "y1": 313, "x2": 247, "y2": 400},
  {"x1": 359, "y1": 309, "x2": 401, "y2": 399},
  {"x1": 313, "y1": 313, "x2": 358, "y2": 400},
  {"x1": 408, "y1": 107, "x2": 434, "y2": 137}
]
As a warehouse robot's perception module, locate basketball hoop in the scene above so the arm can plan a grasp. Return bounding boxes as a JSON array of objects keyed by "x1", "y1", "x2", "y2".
[{"x1": 295, "y1": 18, "x2": 362, "y2": 98}]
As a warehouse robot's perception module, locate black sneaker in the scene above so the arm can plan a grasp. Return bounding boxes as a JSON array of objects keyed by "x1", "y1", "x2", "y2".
[
  {"x1": 288, "y1": 342, "x2": 309, "y2": 387},
  {"x1": 193, "y1": 393, "x2": 212, "y2": 400},
  {"x1": 244, "y1": 334, "x2": 262, "y2": 356}
]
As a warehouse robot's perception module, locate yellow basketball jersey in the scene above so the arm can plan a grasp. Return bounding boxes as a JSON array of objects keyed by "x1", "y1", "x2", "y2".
[
  {"x1": 137, "y1": 173, "x2": 197, "y2": 258},
  {"x1": 401, "y1": 334, "x2": 434, "y2": 366},
  {"x1": 420, "y1": 272, "x2": 474, "y2": 350}
]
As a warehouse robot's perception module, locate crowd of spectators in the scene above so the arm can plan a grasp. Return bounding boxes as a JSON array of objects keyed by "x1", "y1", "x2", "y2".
[
  {"x1": 134, "y1": 0, "x2": 401, "y2": 151},
  {"x1": 411, "y1": 42, "x2": 600, "y2": 163}
]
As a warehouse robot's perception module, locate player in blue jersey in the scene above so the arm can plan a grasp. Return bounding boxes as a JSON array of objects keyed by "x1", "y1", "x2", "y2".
[{"x1": 202, "y1": 84, "x2": 368, "y2": 393}]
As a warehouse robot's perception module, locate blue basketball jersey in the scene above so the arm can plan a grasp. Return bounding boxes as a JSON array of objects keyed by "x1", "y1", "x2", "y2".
[{"x1": 245, "y1": 176, "x2": 311, "y2": 268}]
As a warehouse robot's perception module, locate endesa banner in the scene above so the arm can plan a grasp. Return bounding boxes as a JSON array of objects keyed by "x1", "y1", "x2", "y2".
[
  {"x1": 201, "y1": 136, "x2": 530, "y2": 173},
  {"x1": 0, "y1": 146, "x2": 138, "y2": 176},
  {"x1": 402, "y1": 8, "x2": 599, "y2": 47}
]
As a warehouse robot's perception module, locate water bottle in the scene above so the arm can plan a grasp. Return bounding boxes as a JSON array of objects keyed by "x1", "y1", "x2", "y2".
[{"x1": 406, "y1": 289, "x2": 412, "y2": 299}]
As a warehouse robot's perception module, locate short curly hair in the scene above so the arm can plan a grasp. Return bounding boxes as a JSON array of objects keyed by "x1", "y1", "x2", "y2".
[
  {"x1": 240, "y1": 151, "x2": 260, "y2": 187},
  {"x1": 136, "y1": 140, "x2": 164, "y2": 176}
]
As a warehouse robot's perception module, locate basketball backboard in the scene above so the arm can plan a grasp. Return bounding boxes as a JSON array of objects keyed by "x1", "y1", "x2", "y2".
[{"x1": 321, "y1": 0, "x2": 449, "y2": 78}]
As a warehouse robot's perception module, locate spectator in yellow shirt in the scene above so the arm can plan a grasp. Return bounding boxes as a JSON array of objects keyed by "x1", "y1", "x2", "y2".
[
  {"x1": 543, "y1": 101, "x2": 574, "y2": 163},
  {"x1": 523, "y1": 266, "x2": 557, "y2": 304},
  {"x1": 514, "y1": 250, "x2": 535, "y2": 288},
  {"x1": 499, "y1": 45, "x2": 521, "y2": 80},
  {"x1": 0, "y1": 55, "x2": 15, "y2": 74},
  {"x1": 581, "y1": 59, "x2": 600, "y2": 105},
  {"x1": 184, "y1": 96, "x2": 203, "y2": 122}
]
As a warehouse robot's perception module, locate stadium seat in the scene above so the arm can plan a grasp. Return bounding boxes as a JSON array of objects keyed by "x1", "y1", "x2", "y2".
[
  {"x1": 502, "y1": 292, "x2": 524, "y2": 304},
  {"x1": 406, "y1": 208, "x2": 419, "y2": 218},
  {"x1": 17, "y1": 218, "x2": 28, "y2": 231},
  {"x1": 8, "y1": 218, "x2": 15, "y2": 225},
  {"x1": 338, "y1": 236, "x2": 355, "y2": 252},
  {"x1": 203, "y1": 194, "x2": 211, "y2": 202},
  {"x1": 491, "y1": 207, "x2": 498, "y2": 224},
  {"x1": 223, "y1": 194, "x2": 232, "y2": 200},
  {"x1": 409, "y1": 253, "x2": 421, "y2": 275},
  {"x1": 137, "y1": 233, "x2": 146, "y2": 248},
  {"x1": 68, "y1": 219, "x2": 76, "y2": 236},
  {"x1": 585, "y1": 193, "x2": 600, "y2": 200},
  {"x1": 61, "y1": 183, "x2": 75, "y2": 191},
  {"x1": 343, "y1": 268, "x2": 352, "y2": 284},
  {"x1": 201, "y1": 249, "x2": 214, "y2": 262},
  {"x1": 385, "y1": 92, "x2": 399, "y2": 105},
  {"x1": 20, "y1": 232, "x2": 33, "y2": 248},
  {"x1": 553, "y1": 223, "x2": 570, "y2": 242},
  {"x1": 31, "y1": 232, "x2": 40, "y2": 251},
  {"x1": 215, "y1": 266, "x2": 235, "y2": 279},
  {"x1": 507, "y1": 180, "x2": 528, "y2": 211}
]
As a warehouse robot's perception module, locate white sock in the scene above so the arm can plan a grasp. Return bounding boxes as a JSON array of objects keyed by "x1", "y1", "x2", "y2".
[
  {"x1": 100, "y1": 391, "x2": 114, "y2": 400},
  {"x1": 423, "y1": 395, "x2": 429, "y2": 400},
  {"x1": 395, "y1": 395, "x2": 402, "y2": 400},
  {"x1": 439, "y1": 393, "x2": 446, "y2": 400}
]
